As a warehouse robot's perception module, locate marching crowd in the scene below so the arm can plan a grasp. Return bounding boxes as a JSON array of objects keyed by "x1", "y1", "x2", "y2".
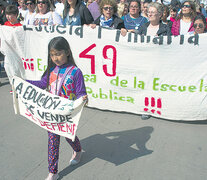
[
  {"x1": 0, "y1": 0, "x2": 206, "y2": 32},
  {"x1": 0, "y1": 0, "x2": 206, "y2": 80},
  {"x1": 0, "y1": 0, "x2": 206, "y2": 115}
]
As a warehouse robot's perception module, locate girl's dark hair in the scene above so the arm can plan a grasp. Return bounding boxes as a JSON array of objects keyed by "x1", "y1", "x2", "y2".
[
  {"x1": 43, "y1": 36, "x2": 76, "y2": 90},
  {"x1": 63, "y1": 0, "x2": 82, "y2": 20}
]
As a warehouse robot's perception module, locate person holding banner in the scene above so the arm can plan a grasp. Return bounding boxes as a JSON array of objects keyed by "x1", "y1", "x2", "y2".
[
  {"x1": 90, "y1": 0, "x2": 125, "y2": 30},
  {"x1": 23, "y1": 0, "x2": 36, "y2": 25},
  {"x1": 4, "y1": 5, "x2": 22, "y2": 26},
  {"x1": 193, "y1": 14, "x2": 207, "y2": 34},
  {"x1": 62, "y1": 0, "x2": 94, "y2": 25},
  {"x1": 121, "y1": 0, "x2": 148, "y2": 33},
  {"x1": 27, "y1": 36, "x2": 87, "y2": 180},
  {"x1": 123, "y1": 0, "x2": 148, "y2": 32},
  {"x1": 138, "y1": 2, "x2": 171, "y2": 36},
  {"x1": 171, "y1": 0, "x2": 196, "y2": 35},
  {"x1": 32, "y1": 0, "x2": 63, "y2": 25}
]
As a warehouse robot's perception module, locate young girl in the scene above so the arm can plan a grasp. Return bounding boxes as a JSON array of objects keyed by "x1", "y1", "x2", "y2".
[{"x1": 28, "y1": 36, "x2": 87, "y2": 180}]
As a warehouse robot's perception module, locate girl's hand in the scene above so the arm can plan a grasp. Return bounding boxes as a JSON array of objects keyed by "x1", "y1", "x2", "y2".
[{"x1": 82, "y1": 95, "x2": 88, "y2": 105}]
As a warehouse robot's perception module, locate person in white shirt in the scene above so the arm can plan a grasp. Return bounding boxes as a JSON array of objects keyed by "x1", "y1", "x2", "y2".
[
  {"x1": 54, "y1": 0, "x2": 64, "y2": 18},
  {"x1": 18, "y1": 0, "x2": 28, "y2": 22},
  {"x1": 24, "y1": 0, "x2": 36, "y2": 25},
  {"x1": 32, "y1": 0, "x2": 63, "y2": 25},
  {"x1": 138, "y1": 2, "x2": 171, "y2": 36},
  {"x1": 171, "y1": 0, "x2": 197, "y2": 35}
]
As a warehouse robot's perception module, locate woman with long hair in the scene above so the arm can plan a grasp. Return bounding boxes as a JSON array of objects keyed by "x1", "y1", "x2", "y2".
[
  {"x1": 32, "y1": 0, "x2": 63, "y2": 25},
  {"x1": 171, "y1": 0, "x2": 197, "y2": 35},
  {"x1": 63, "y1": 0, "x2": 93, "y2": 25}
]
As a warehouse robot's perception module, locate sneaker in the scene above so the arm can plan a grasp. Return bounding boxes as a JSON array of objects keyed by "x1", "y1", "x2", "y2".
[
  {"x1": 69, "y1": 150, "x2": 82, "y2": 166},
  {"x1": 45, "y1": 173, "x2": 59, "y2": 180},
  {"x1": 141, "y1": 114, "x2": 151, "y2": 120}
]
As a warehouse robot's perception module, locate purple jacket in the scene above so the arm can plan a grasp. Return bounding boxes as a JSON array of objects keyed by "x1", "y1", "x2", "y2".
[
  {"x1": 171, "y1": 19, "x2": 194, "y2": 35},
  {"x1": 27, "y1": 64, "x2": 87, "y2": 99}
]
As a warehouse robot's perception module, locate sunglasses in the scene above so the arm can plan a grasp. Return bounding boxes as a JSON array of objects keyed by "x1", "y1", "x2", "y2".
[
  {"x1": 193, "y1": 23, "x2": 204, "y2": 28},
  {"x1": 26, "y1": 2, "x2": 34, "y2": 5},
  {"x1": 181, "y1": 4, "x2": 191, "y2": 8},
  {"x1": 37, "y1": 1, "x2": 47, "y2": 4},
  {"x1": 103, "y1": 7, "x2": 113, "y2": 11},
  {"x1": 129, "y1": 6, "x2": 138, "y2": 9}
]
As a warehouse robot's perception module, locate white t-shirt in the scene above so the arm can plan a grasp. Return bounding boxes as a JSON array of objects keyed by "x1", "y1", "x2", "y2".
[
  {"x1": 33, "y1": 11, "x2": 63, "y2": 26},
  {"x1": 147, "y1": 26, "x2": 159, "y2": 36},
  {"x1": 180, "y1": 19, "x2": 191, "y2": 35},
  {"x1": 55, "y1": 2, "x2": 64, "y2": 18},
  {"x1": 19, "y1": 8, "x2": 28, "y2": 19},
  {"x1": 24, "y1": 12, "x2": 36, "y2": 25}
]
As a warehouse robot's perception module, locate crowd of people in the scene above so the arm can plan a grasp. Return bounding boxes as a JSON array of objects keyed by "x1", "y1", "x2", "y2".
[
  {"x1": 0, "y1": 0, "x2": 206, "y2": 33},
  {"x1": 0, "y1": 0, "x2": 206, "y2": 128},
  {"x1": 0, "y1": 0, "x2": 206, "y2": 99}
]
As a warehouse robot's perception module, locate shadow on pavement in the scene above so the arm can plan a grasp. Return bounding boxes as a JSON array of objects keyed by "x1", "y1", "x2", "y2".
[{"x1": 59, "y1": 126, "x2": 153, "y2": 179}]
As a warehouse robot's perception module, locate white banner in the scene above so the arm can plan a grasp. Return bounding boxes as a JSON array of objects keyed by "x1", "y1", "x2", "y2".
[
  {"x1": 12, "y1": 76, "x2": 85, "y2": 141},
  {"x1": 1, "y1": 25, "x2": 207, "y2": 121}
]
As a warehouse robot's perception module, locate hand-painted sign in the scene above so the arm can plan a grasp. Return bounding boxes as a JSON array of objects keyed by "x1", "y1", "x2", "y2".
[
  {"x1": 12, "y1": 76, "x2": 85, "y2": 141},
  {"x1": 1, "y1": 26, "x2": 207, "y2": 121}
]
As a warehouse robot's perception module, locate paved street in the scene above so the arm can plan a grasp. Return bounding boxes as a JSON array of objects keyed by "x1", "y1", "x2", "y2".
[{"x1": 1, "y1": 69, "x2": 207, "y2": 180}]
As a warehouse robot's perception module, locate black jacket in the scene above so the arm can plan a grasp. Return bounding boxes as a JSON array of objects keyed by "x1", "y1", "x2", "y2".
[
  {"x1": 138, "y1": 21, "x2": 172, "y2": 36},
  {"x1": 93, "y1": 14, "x2": 125, "y2": 30},
  {"x1": 78, "y1": 3, "x2": 94, "y2": 25},
  {"x1": 63, "y1": 1, "x2": 94, "y2": 25}
]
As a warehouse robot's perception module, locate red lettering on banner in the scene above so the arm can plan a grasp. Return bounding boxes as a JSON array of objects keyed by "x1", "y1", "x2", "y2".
[
  {"x1": 44, "y1": 122, "x2": 53, "y2": 130},
  {"x1": 79, "y1": 44, "x2": 117, "y2": 77},
  {"x1": 51, "y1": 123, "x2": 58, "y2": 131},
  {"x1": 38, "y1": 120, "x2": 74, "y2": 135},
  {"x1": 26, "y1": 113, "x2": 75, "y2": 135},
  {"x1": 57, "y1": 123, "x2": 66, "y2": 132},
  {"x1": 38, "y1": 119, "x2": 45, "y2": 126},
  {"x1": 79, "y1": 44, "x2": 96, "y2": 74},
  {"x1": 66, "y1": 123, "x2": 76, "y2": 135},
  {"x1": 25, "y1": 109, "x2": 37, "y2": 122},
  {"x1": 102, "y1": 45, "x2": 117, "y2": 77},
  {"x1": 22, "y1": 58, "x2": 34, "y2": 71},
  {"x1": 72, "y1": 124, "x2": 76, "y2": 135},
  {"x1": 144, "y1": 97, "x2": 162, "y2": 115}
]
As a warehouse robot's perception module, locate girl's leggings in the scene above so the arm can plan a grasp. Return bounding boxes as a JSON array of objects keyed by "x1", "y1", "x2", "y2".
[{"x1": 48, "y1": 131, "x2": 81, "y2": 174}]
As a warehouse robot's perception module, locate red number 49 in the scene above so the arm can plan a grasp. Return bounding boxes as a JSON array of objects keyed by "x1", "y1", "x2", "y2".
[{"x1": 79, "y1": 44, "x2": 117, "y2": 77}]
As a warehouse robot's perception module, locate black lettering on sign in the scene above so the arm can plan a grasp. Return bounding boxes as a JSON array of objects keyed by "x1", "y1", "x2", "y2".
[
  {"x1": 188, "y1": 34, "x2": 199, "y2": 45},
  {"x1": 56, "y1": 25, "x2": 66, "y2": 34},
  {"x1": 16, "y1": 82, "x2": 23, "y2": 95}
]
